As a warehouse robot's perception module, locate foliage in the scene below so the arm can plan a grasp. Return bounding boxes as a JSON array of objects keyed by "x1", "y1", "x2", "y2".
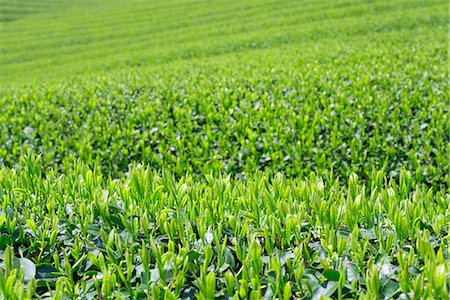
[
  {"x1": 0, "y1": 0, "x2": 448, "y2": 298},
  {"x1": 0, "y1": 154, "x2": 449, "y2": 299},
  {"x1": 1, "y1": 44, "x2": 449, "y2": 186},
  {"x1": 0, "y1": 0, "x2": 448, "y2": 187}
]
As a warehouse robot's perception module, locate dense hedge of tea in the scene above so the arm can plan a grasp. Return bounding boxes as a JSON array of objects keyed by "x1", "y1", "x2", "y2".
[
  {"x1": 1, "y1": 42, "x2": 449, "y2": 186},
  {"x1": 0, "y1": 0, "x2": 448, "y2": 299},
  {"x1": 1, "y1": 0, "x2": 446, "y2": 84},
  {"x1": 1, "y1": 0, "x2": 448, "y2": 187},
  {"x1": 0, "y1": 154, "x2": 448, "y2": 299}
]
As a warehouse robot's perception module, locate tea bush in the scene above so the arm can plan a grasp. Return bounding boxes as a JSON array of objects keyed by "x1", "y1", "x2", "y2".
[{"x1": 0, "y1": 0, "x2": 448, "y2": 298}]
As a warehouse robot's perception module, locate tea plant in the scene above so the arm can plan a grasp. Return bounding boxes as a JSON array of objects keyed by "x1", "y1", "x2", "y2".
[
  {"x1": 0, "y1": 153, "x2": 448, "y2": 299},
  {"x1": 0, "y1": 0, "x2": 448, "y2": 187},
  {"x1": 0, "y1": 0, "x2": 448, "y2": 298},
  {"x1": 1, "y1": 43, "x2": 448, "y2": 187}
]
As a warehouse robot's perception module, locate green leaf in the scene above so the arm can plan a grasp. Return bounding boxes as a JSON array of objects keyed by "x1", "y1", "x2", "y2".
[
  {"x1": 26, "y1": 219, "x2": 37, "y2": 234},
  {"x1": 345, "y1": 261, "x2": 359, "y2": 283},
  {"x1": 19, "y1": 257, "x2": 36, "y2": 282},
  {"x1": 188, "y1": 251, "x2": 200, "y2": 262},
  {"x1": 0, "y1": 235, "x2": 12, "y2": 249},
  {"x1": 36, "y1": 264, "x2": 58, "y2": 279},
  {"x1": 381, "y1": 282, "x2": 400, "y2": 299},
  {"x1": 150, "y1": 268, "x2": 160, "y2": 282},
  {"x1": 323, "y1": 269, "x2": 340, "y2": 281},
  {"x1": 312, "y1": 281, "x2": 339, "y2": 300}
]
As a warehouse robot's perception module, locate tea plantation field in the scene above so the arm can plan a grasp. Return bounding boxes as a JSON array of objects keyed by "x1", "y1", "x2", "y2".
[{"x1": 0, "y1": 0, "x2": 449, "y2": 299}]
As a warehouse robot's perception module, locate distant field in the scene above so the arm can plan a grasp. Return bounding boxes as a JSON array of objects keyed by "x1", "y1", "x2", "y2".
[
  {"x1": 0, "y1": 0, "x2": 448, "y2": 299},
  {"x1": 0, "y1": 0, "x2": 447, "y2": 84}
]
